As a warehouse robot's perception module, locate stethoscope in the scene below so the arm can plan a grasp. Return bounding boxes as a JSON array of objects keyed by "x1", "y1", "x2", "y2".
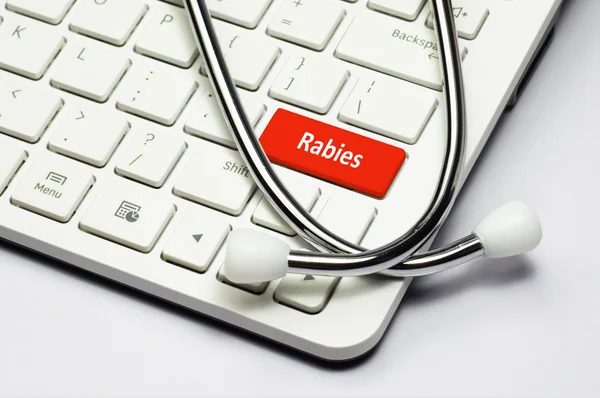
[{"x1": 183, "y1": 0, "x2": 543, "y2": 284}]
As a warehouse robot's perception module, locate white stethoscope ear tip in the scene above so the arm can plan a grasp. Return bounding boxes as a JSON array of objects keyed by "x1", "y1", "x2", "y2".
[
  {"x1": 473, "y1": 201, "x2": 542, "y2": 259},
  {"x1": 223, "y1": 228, "x2": 291, "y2": 284}
]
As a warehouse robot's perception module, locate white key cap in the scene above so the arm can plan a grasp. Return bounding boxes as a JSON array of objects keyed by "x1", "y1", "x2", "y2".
[
  {"x1": 161, "y1": 0, "x2": 183, "y2": 6},
  {"x1": 0, "y1": 80, "x2": 62, "y2": 143},
  {"x1": 135, "y1": 5, "x2": 198, "y2": 68},
  {"x1": 6, "y1": 0, "x2": 75, "y2": 24},
  {"x1": 270, "y1": 55, "x2": 348, "y2": 114},
  {"x1": 335, "y1": 13, "x2": 467, "y2": 91},
  {"x1": 0, "y1": 141, "x2": 26, "y2": 195},
  {"x1": 174, "y1": 146, "x2": 256, "y2": 216},
  {"x1": 368, "y1": 0, "x2": 426, "y2": 21},
  {"x1": 201, "y1": 22, "x2": 280, "y2": 91},
  {"x1": 267, "y1": 0, "x2": 345, "y2": 51},
  {"x1": 207, "y1": 0, "x2": 273, "y2": 29},
  {"x1": 252, "y1": 185, "x2": 320, "y2": 236},
  {"x1": 11, "y1": 156, "x2": 94, "y2": 223},
  {"x1": 0, "y1": 17, "x2": 65, "y2": 80},
  {"x1": 49, "y1": 107, "x2": 129, "y2": 167},
  {"x1": 115, "y1": 129, "x2": 186, "y2": 188},
  {"x1": 117, "y1": 60, "x2": 197, "y2": 126},
  {"x1": 339, "y1": 77, "x2": 438, "y2": 144},
  {"x1": 80, "y1": 180, "x2": 175, "y2": 253},
  {"x1": 275, "y1": 274, "x2": 339, "y2": 314},
  {"x1": 426, "y1": 2, "x2": 489, "y2": 40},
  {"x1": 51, "y1": 40, "x2": 130, "y2": 102},
  {"x1": 162, "y1": 214, "x2": 230, "y2": 273},
  {"x1": 184, "y1": 86, "x2": 265, "y2": 149},
  {"x1": 218, "y1": 264, "x2": 269, "y2": 294},
  {"x1": 317, "y1": 196, "x2": 376, "y2": 244},
  {"x1": 70, "y1": 0, "x2": 147, "y2": 46}
]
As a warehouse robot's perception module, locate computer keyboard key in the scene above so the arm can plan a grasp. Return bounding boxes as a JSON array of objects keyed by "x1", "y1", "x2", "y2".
[
  {"x1": 207, "y1": 0, "x2": 273, "y2": 29},
  {"x1": 117, "y1": 60, "x2": 197, "y2": 126},
  {"x1": 426, "y1": 2, "x2": 489, "y2": 40},
  {"x1": 6, "y1": 0, "x2": 75, "y2": 25},
  {"x1": 11, "y1": 156, "x2": 94, "y2": 223},
  {"x1": 174, "y1": 146, "x2": 257, "y2": 216},
  {"x1": 0, "y1": 80, "x2": 62, "y2": 143},
  {"x1": 203, "y1": 22, "x2": 280, "y2": 91},
  {"x1": 368, "y1": 0, "x2": 426, "y2": 21},
  {"x1": 0, "y1": 142, "x2": 26, "y2": 195},
  {"x1": 70, "y1": 0, "x2": 148, "y2": 46},
  {"x1": 51, "y1": 40, "x2": 130, "y2": 102},
  {"x1": 335, "y1": 13, "x2": 467, "y2": 91},
  {"x1": 185, "y1": 86, "x2": 265, "y2": 149},
  {"x1": 269, "y1": 55, "x2": 348, "y2": 114},
  {"x1": 162, "y1": 215, "x2": 230, "y2": 273},
  {"x1": 252, "y1": 185, "x2": 320, "y2": 236},
  {"x1": 267, "y1": 0, "x2": 345, "y2": 51},
  {"x1": 0, "y1": 17, "x2": 65, "y2": 80},
  {"x1": 339, "y1": 77, "x2": 438, "y2": 144},
  {"x1": 317, "y1": 196, "x2": 376, "y2": 245},
  {"x1": 80, "y1": 180, "x2": 176, "y2": 253},
  {"x1": 135, "y1": 4, "x2": 199, "y2": 68},
  {"x1": 260, "y1": 109, "x2": 406, "y2": 198},
  {"x1": 49, "y1": 107, "x2": 129, "y2": 167},
  {"x1": 274, "y1": 274, "x2": 339, "y2": 314},
  {"x1": 115, "y1": 129, "x2": 186, "y2": 188}
]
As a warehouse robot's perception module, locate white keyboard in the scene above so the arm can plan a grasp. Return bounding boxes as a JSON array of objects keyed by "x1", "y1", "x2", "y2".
[{"x1": 0, "y1": 0, "x2": 562, "y2": 361}]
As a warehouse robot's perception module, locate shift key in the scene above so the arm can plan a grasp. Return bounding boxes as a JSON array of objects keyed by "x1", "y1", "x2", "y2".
[
  {"x1": 335, "y1": 12, "x2": 467, "y2": 91},
  {"x1": 174, "y1": 146, "x2": 257, "y2": 216}
]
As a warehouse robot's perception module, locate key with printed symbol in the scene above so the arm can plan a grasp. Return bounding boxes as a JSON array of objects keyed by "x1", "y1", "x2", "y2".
[
  {"x1": 426, "y1": 2, "x2": 489, "y2": 40},
  {"x1": 117, "y1": 60, "x2": 197, "y2": 126},
  {"x1": 317, "y1": 196, "x2": 376, "y2": 245},
  {"x1": 368, "y1": 0, "x2": 426, "y2": 21},
  {"x1": 80, "y1": 180, "x2": 176, "y2": 253},
  {"x1": 6, "y1": 0, "x2": 75, "y2": 25},
  {"x1": 252, "y1": 184, "x2": 320, "y2": 236},
  {"x1": 0, "y1": 80, "x2": 62, "y2": 143},
  {"x1": 185, "y1": 86, "x2": 265, "y2": 149},
  {"x1": 115, "y1": 129, "x2": 186, "y2": 188},
  {"x1": 207, "y1": 0, "x2": 273, "y2": 29},
  {"x1": 339, "y1": 77, "x2": 438, "y2": 144},
  {"x1": 0, "y1": 141, "x2": 27, "y2": 195},
  {"x1": 275, "y1": 273, "x2": 339, "y2": 314},
  {"x1": 335, "y1": 13, "x2": 467, "y2": 91},
  {"x1": 269, "y1": 55, "x2": 349, "y2": 114},
  {"x1": 200, "y1": 21, "x2": 280, "y2": 91},
  {"x1": 135, "y1": 4, "x2": 199, "y2": 68},
  {"x1": 11, "y1": 156, "x2": 94, "y2": 223},
  {"x1": 0, "y1": 16, "x2": 65, "y2": 80},
  {"x1": 51, "y1": 40, "x2": 130, "y2": 102},
  {"x1": 162, "y1": 214, "x2": 231, "y2": 273},
  {"x1": 174, "y1": 146, "x2": 257, "y2": 216},
  {"x1": 267, "y1": 0, "x2": 345, "y2": 51},
  {"x1": 70, "y1": 0, "x2": 148, "y2": 46},
  {"x1": 49, "y1": 107, "x2": 129, "y2": 167}
]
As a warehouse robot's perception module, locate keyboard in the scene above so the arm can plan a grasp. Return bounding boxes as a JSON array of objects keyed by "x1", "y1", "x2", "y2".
[{"x1": 0, "y1": 0, "x2": 561, "y2": 361}]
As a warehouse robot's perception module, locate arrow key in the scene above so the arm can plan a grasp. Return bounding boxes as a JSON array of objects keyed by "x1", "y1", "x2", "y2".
[
  {"x1": 274, "y1": 273, "x2": 340, "y2": 314},
  {"x1": 162, "y1": 213, "x2": 231, "y2": 273}
]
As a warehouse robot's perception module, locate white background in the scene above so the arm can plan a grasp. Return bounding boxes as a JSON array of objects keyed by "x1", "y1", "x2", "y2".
[{"x1": 1, "y1": 1, "x2": 598, "y2": 397}]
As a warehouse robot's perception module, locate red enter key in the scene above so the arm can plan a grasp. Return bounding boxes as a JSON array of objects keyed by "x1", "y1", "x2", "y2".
[{"x1": 260, "y1": 109, "x2": 406, "y2": 198}]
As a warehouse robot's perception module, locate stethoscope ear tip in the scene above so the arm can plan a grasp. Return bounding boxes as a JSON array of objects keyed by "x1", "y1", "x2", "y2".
[
  {"x1": 223, "y1": 228, "x2": 290, "y2": 284},
  {"x1": 473, "y1": 201, "x2": 543, "y2": 259}
]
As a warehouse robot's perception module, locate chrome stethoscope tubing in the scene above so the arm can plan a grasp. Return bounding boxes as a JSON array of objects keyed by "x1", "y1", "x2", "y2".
[{"x1": 183, "y1": 0, "x2": 486, "y2": 278}]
